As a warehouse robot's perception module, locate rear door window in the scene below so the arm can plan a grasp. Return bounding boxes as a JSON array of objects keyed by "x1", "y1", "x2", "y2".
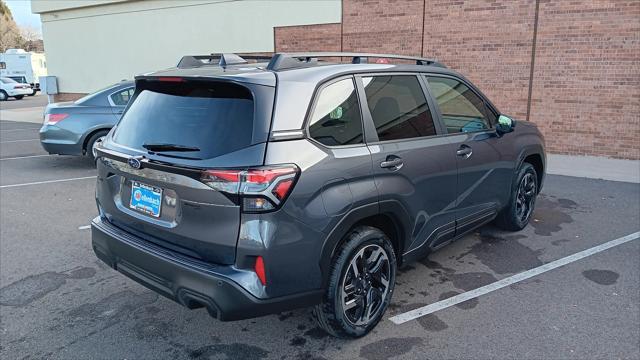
[
  {"x1": 113, "y1": 81, "x2": 255, "y2": 160},
  {"x1": 308, "y1": 78, "x2": 364, "y2": 146},
  {"x1": 362, "y1": 75, "x2": 437, "y2": 141},
  {"x1": 425, "y1": 76, "x2": 493, "y2": 133},
  {"x1": 109, "y1": 87, "x2": 135, "y2": 106}
]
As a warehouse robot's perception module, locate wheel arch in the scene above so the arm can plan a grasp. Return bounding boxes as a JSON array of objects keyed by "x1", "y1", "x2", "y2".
[
  {"x1": 516, "y1": 145, "x2": 546, "y2": 193},
  {"x1": 82, "y1": 127, "x2": 111, "y2": 154},
  {"x1": 319, "y1": 200, "x2": 411, "y2": 287}
]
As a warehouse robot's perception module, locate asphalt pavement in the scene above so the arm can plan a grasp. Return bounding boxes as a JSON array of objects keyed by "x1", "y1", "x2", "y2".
[
  {"x1": 0, "y1": 92, "x2": 49, "y2": 110},
  {"x1": 0, "y1": 117, "x2": 638, "y2": 360}
]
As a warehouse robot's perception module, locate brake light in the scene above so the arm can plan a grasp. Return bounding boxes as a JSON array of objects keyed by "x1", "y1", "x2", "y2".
[
  {"x1": 44, "y1": 113, "x2": 69, "y2": 125},
  {"x1": 254, "y1": 256, "x2": 266, "y2": 286},
  {"x1": 201, "y1": 165, "x2": 298, "y2": 212},
  {"x1": 156, "y1": 77, "x2": 184, "y2": 82}
]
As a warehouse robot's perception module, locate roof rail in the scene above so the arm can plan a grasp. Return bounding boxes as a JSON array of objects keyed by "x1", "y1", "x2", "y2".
[
  {"x1": 177, "y1": 53, "x2": 272, "y2": 68},
  {"x1": 266, "y1": 52, "x2": 446, "y2": 71}
]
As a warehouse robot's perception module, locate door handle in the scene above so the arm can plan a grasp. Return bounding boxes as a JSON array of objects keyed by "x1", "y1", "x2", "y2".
[
  {"x1": 456, "y1": 145, "x2": 473, "y2": 159},
  {"x1": 380, "y1": 156, "x2": 403, "y2": 170}
]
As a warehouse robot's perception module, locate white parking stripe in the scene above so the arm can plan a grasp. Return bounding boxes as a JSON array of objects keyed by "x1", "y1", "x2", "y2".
[
  {"x1": 389, "y1": 231, "x2": 640, "y2": 325},
  {"x1": 78, "y1": 225, "x2": 91, "y2": 230},
  {"x1": 0, "y1": 139, "x2": 40, "y2": 143},
  {"x1": 0, "y1": 176, "x2": 97, "y2": 189},
  {"x1": 0, "y1": 154, "x2": 52, "y2": 161}
]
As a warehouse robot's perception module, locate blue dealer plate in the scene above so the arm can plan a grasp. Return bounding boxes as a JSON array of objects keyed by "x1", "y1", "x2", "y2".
[{"x1": 130, "y1": 181, "x2": 162, "y2": 217}]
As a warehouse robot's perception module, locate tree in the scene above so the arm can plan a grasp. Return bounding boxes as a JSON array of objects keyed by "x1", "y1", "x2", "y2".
[
  {"x1": 20, "y1": 25, "x2": 43, "y2": 52},
  {"x1": 0, "y1": 0, "x2": 25, "y2": 52}
]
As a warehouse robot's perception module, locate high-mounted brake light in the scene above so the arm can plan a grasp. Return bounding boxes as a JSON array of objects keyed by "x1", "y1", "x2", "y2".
[
  {"x1": 44, "y1": 113, "x2": 69, "y2": 125},
  {"x1": 156, "y1": 77, "x2": 185, "y2": 82},
  {"x1": 200, "y1": 165, "x2": 298, "y2": 212}
]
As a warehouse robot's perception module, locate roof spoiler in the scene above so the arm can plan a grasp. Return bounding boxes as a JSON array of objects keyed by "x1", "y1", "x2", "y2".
[{"x1": 177, "y1": 53, "x2": 273, "y2": 68}]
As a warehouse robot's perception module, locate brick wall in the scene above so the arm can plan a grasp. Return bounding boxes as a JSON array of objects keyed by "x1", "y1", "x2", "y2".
[
  {"x1": 274, "y1": 0, "x2": 640, "y2": 159},
  {"x1": 342, "y1": 0, "x2": 424, "y2": 55},
  {"x1": 529, "y1": 0, "x2": 640, "y2": 158},
  {"x1": 274, "y1": 23, "x2": 342, "y2": 52},
  {"x1": 423, "y1": 1, "x2": 536, "y2": 120},
  {"x1": 53, "y1": 93, "x2": 86, "y2": 102}
]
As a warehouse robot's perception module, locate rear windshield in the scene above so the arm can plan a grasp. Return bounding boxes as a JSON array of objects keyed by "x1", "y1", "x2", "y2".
[{"x1": 113, "y1": 81, "x2": 255, "y2": 160}]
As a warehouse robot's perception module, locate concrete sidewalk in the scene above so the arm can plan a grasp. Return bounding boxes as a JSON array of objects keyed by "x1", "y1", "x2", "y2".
[{"x1": 548, "y1": 154, "x2": 640, "y2": 184}]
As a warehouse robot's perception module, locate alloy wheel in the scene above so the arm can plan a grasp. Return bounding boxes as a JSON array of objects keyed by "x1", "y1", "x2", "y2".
[
  {"x1": 515, "y1": 172, "x2": 536, "y2": 223},
  {"x1": 92, "y1": 136, "x2": 105, "y2": 159},
  {"x1": 341, "y1": 244, "x2": 391, "y2": 326}
]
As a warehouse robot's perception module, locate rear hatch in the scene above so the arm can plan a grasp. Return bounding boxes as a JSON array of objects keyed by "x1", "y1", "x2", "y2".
[{"x1": 95, "y1": 77, "x2": 275, "y2": 264}]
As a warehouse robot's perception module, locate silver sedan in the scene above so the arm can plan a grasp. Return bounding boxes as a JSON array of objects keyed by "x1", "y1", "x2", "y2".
[{"x1": 39, "y1": 80, "x2": 134, "y2": 161}]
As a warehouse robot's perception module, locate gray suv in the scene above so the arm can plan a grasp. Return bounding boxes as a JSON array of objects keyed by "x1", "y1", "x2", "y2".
[{"x1": 92, "y1": 52, "x2": 545, "y2": 338}]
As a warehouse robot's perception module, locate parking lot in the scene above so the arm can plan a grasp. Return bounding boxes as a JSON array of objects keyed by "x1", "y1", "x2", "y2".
[{"x1": 0, "y1": 101, "x2": 638, "y2": 359}]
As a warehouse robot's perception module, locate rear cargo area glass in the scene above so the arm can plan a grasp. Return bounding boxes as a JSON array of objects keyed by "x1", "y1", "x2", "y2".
[{"x1": 113, "y1": 81, "x2": 255, "y2": 159}]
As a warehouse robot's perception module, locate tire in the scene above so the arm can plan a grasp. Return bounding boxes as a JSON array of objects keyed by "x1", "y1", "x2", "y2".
[
  {"x1": 14, "y1": 95, "x2": 24, "y2": 100},
  {"x1": 313, "y1": 226, "x2": 397, "y2": 338},
  {"x1": 495, "y1": 162, "x2": 538, "y2": 231},
  {"x1": 28, "y1": 90, "x2": 37, "y2": 96},
  {"x1": 0, "y1": 91, "x2": 8, "y2": 101},
  {"x1": 85, "y1": 130, "x2": 109, "y2": 163}
]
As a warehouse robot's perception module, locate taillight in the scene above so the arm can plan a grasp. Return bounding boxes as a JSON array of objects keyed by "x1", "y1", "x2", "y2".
[
  {"x1": 201, "y1": 165, "x2": 298, "y2": 212},
  {"x1": 44, "y1": 113, "x2": 69, "y2": 125}
]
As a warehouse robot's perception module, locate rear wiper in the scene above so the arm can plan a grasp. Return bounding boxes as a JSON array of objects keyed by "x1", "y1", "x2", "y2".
[{"x1": 142, "y1": 143, "x2": 200, "y2": 152}]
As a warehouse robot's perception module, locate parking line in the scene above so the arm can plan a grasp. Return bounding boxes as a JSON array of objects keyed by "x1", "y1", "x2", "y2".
[
  {"x1": 0, "y1": 154, "x2": 52, "y2": 161},
  {"x1": 0, "y1": 139, "x2": 40, "y2": 143},
  {"x1": 389, "y1": 231, "x2": 640, "y2": 325},
  {"x1": 0, "y1": 176, "x2": 97, "y2": 189},
  {"x1": 78, "y1": 225, "x2": 91, "y2": 230}
]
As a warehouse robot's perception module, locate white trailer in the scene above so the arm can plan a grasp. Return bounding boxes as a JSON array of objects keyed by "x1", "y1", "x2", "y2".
[{"x1": 0, "y1": 49, "x2": 48, "y2": 96}]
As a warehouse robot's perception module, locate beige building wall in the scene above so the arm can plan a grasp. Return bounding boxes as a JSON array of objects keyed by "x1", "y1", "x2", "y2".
[{"x1": 32, "y1": 0, "x2": 341, "y2": 94}]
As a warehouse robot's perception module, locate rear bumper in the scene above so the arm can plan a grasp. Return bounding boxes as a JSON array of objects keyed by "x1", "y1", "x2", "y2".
[
  {"x1": 6, "y1": 88, "x2": 32, "y2": 96},
  {"x1": 91, "y1": 216, "x2": 322, "y2": 321},
  {"x1": 39, "y1": 125, "x2": 83, "y2": 155}
]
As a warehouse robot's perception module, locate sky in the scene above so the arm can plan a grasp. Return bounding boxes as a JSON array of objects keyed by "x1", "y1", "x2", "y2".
[{"x1": 5, "y1": 0, "x2": 42, "y2": 35}]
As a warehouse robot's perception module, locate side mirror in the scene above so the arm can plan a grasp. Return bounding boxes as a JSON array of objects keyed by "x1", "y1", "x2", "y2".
[{"x1": 496, "y1": 115, "x2": 516, "y2": 134}]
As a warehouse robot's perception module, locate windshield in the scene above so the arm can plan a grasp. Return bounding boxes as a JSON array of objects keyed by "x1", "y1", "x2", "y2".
[{"x1": 113, "y1": 81, "x2": 255, "y2": 160}]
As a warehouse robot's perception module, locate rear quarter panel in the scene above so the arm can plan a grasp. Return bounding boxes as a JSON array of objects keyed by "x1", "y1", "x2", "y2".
[
  {"x1": 239, "y1": 139, "x2": 377, "y2": 296},
  {"x1": 46, "y1": 106, "x2": 118, "y2": 151}
]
